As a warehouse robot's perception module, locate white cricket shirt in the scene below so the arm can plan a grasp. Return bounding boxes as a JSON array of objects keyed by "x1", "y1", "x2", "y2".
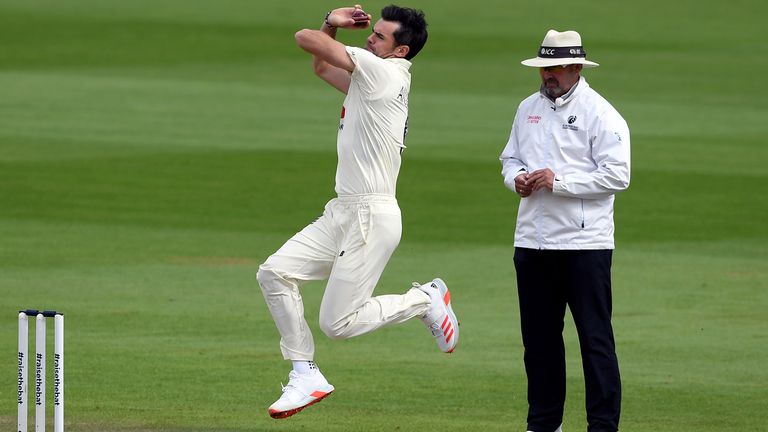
[{"x1": 335, "y1": 46, "x2": 411, "y2": 196}]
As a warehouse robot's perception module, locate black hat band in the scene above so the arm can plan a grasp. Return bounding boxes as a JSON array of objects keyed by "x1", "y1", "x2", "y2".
[{"x1": 538, "y1": 46, "x2": 586, "y2": 58}]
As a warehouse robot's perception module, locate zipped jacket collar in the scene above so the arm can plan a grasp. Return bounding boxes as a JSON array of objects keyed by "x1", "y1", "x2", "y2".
[{"x1": 539, "y1": 76, "x2": 588, "y2": 108}]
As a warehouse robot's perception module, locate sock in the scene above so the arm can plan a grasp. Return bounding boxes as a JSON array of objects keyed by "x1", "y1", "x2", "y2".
[{"x1": 292, "y1": 360, "x2": 318, "y2": 375}]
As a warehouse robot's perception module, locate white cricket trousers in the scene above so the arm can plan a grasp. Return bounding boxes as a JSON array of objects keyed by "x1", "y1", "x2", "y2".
[{"x1": 257, "y1": 194, "x2": 430, "y2": 360}]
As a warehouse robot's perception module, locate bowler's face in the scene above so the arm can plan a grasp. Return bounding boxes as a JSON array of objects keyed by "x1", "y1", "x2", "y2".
[
  {"x1": 539, "y1": 64, "x2": 582, "y2": 99},
  {"x1": 366, "y1": 19, "x2": 401, "y2": 58}
]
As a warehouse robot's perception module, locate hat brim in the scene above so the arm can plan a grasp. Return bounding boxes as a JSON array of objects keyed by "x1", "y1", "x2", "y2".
[{"x1": 521, "y1": 57, "x2": 599, "y2": 68}]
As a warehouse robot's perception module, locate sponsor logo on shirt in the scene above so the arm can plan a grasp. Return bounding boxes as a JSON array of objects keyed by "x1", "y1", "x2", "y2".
[
  {"x1": 527, "y1": 115, "x2": 541, "y2": 124},
  {"x1": 396, "y1": 86, "x2": 409, "y2": 107},
  {"x1": 339, "y1": 106, "x2": 345, "y2": 130}
]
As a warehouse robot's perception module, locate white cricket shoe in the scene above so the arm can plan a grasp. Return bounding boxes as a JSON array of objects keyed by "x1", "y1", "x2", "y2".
[
  {"x1": 416, "y1": 278, "x2": 459, "y2": 353},
  {"x1": 268, "y1": 370, "x2": 335, "y2": 419}
]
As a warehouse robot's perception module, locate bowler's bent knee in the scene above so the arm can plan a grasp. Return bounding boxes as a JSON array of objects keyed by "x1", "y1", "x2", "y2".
[
  {"x1": 256, "y1": 264, "x2": 282, "y2": 294},
  {"x1": 319, "y1": 314, "x2": 353, "y2": 340}
]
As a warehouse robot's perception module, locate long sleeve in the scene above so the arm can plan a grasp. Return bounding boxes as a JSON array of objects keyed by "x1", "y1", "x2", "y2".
[
  {"x1": 500, "y1": 110, "x2": 528, "y2": 191},
  {"x1": 552, "y1": 109, "x2": 630, "y2": 199}
]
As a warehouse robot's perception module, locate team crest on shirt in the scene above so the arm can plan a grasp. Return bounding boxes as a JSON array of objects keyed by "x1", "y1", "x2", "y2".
[{"x1": 562, "y1": 115, "x2": 579, "y2": 131}]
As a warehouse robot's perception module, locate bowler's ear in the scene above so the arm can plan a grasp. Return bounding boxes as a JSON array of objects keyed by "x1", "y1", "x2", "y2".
[{"x1": 394, "y1": 45, "x2": 410, "y2": 58}]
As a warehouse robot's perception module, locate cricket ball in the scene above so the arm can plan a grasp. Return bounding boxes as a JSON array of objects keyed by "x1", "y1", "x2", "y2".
[{"x1": 352, "y1": 9, "x2": 370, "y2": 26}]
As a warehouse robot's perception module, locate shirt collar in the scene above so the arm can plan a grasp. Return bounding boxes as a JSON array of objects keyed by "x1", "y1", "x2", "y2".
[{"x1": 388, "y1": 57, "x2": 412, "y2": 70}]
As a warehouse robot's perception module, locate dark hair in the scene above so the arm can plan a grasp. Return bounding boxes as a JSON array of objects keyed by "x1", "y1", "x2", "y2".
[{"x1": 381, "y1": 5, "x2": 428, "y2": 60}]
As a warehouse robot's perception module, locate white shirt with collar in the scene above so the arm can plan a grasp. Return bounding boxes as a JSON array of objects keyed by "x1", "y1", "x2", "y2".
[
  {"x1": 335, "y1": 46, "x2": 412, "y2": 197},
  {"x1": 500, "y1": 77, "x2": 631, "y2": 250}
]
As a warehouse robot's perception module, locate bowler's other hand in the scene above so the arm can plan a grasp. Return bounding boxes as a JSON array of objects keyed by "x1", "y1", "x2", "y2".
[
  {"x1": 527, "y1": 168, "x2": 555, "y2": 191},
  {"x1": 327, "y1": 5, "x2": 372, "y2": 29},
  {"x1": 515, "y1": 173, "x2": 533, "y2": 198}
]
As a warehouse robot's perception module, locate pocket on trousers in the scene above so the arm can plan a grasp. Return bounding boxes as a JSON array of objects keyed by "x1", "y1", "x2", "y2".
[{"x1": 357, "y1": 206, "x2": 371, "y2": 243}]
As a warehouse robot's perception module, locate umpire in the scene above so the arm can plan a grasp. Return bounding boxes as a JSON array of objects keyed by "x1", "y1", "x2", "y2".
[{"x1": 499, "y1": 29, "x2": 631, "y2": 432}]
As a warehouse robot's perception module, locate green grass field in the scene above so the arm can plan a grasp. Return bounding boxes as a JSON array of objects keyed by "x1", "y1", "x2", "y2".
[{"x1": 1, "y1": 0, "x2": 766, "y2": 430}]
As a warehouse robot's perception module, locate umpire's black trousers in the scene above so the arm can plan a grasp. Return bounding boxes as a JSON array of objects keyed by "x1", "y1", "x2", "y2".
[{"x1": 514, "y1": 248, "x2": 621, "y2": 432}]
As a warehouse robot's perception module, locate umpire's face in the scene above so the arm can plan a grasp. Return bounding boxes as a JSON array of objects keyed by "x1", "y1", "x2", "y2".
[{"x1": 539, "y1": 64, "x2": 582, "y2": 98}]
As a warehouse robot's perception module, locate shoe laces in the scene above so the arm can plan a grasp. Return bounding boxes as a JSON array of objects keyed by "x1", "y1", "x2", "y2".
[
  {"x1": 427, "y1": 321, "x2": 444, "y2": 338},
  {"x1": 280, "y1": 370, "x2": 301, "y2": 393}
]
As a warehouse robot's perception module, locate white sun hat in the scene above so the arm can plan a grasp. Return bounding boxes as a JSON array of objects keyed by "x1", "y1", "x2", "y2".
[{"x1": 521, "y1": 29, "x2": 599, "y2": 68}]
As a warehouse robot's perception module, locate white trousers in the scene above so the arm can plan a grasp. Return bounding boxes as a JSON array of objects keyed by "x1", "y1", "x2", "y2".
[{"x1": 257, "y1": 195, "x2": 430, "y2": 360}]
